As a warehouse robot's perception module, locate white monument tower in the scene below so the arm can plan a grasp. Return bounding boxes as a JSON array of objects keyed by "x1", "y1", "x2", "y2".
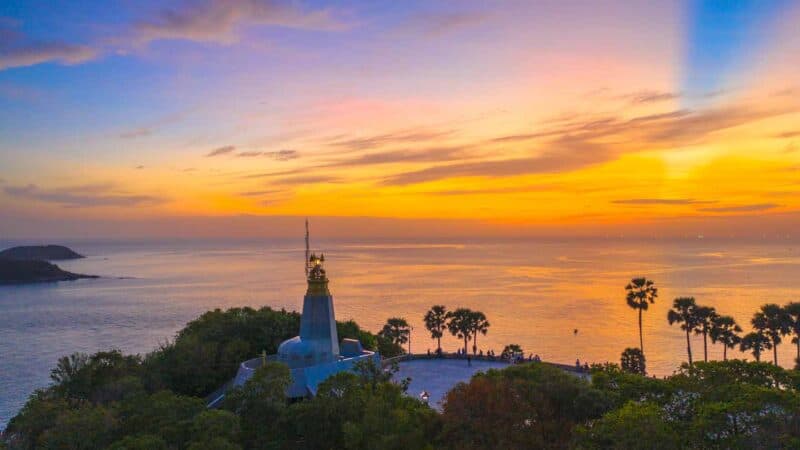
[
  {"x1": 277, "y1": 220, "x2": 340, "y2": 367},
  {"x1": 219, "y1": 219, "x2": 376, "y2": 402}
]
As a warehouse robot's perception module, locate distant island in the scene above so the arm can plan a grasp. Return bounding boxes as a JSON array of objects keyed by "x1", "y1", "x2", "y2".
[
  {"x1": 0, "y1": 244, "x2": 85, "y2": 261},
  {"x1": 0, "y1": 245, "x2": 97, "y2": 284}
]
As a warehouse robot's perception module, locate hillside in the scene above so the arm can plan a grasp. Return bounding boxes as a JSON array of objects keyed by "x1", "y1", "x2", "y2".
[
  {"x1": 0, "y1": 245, "x2": 84, "y2": 261},
  {"x1": 0, "y1": 259, "x2": 97, "y2": 284}
]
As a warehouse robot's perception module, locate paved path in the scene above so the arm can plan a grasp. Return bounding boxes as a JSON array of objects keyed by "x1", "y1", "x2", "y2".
[{"x1": 393, "y1": 358, "x2": 509, "y2": 410}]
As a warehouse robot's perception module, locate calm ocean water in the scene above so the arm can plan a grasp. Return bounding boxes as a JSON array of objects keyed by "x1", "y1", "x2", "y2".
[{"x1": 2, "y1": 238, "x2": 800, "y2": 428}]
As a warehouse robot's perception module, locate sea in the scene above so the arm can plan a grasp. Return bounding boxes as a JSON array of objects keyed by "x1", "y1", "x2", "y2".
[{"x1": 2, "y1": 237, "x2": 800, "y2": 428}]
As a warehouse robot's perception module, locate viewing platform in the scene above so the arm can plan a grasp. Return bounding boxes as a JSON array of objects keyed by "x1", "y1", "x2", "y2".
[{"x1": 387, "y1": 353, "x2": 590, "y2": 410}]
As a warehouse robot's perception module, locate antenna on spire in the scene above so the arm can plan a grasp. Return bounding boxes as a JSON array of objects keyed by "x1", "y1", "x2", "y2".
[{"x1": 305, "y1": 218, "x2": 310, "y2": 277}]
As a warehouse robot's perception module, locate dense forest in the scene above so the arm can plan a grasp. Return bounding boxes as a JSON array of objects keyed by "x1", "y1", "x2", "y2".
[{"x1": 4, "y1": 307, "x2": 800, "y2": 449}]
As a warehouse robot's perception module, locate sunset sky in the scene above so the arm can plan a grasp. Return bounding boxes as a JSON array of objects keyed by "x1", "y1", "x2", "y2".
[{"x1": 1, "y1": 0, "x2": 799, "y2": 239}]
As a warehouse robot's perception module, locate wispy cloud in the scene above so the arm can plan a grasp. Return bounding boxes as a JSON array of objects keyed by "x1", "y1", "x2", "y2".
[
  {"x1": 206, "y1": 146, "x2": 298, "y2": 160},
  {"x1": 241, "y1": 168, "x2": 305, "y2": 179},
  {"x1": 4, "y1": 183, "x2": 165, "y2": 207},
  {"x1": 327, "y1": 129, "x2": 454, "y2": 151},
  {"x1": 383, "y1": 137, "x2": 613, "y2": 185},
  {"x1": 119, "y1": 127, "x2": 152, "y2": 139},
  {"x1": 613, "y1": 198, "x2": 715, "y2": 205},
  {"x1": 491, "y1": 105, "x2": 784, "y2": 148},
  {"x1": 644, "y1": 106, "x2": 789, "y2": 145},
  {"x1": 398, "y1": 10, "x2": 489, "y2": 37},
  {"x1": 235, "y1": 149, "x2": 298, "y2": 160},
  {"x1": 0, "y1": 24, "x2": 96, "y2": 71},
  {"x1": 239, "y1": 189, "x2": 282, "y2": 196},
  {"x1": 228, "y1": 95, "x2": 796, "y2": 190},
  {"x1": 324, "y1": 146, "x2": 467, "y2": 167},
  {"x1": 274, "y1": 175, "x2": 341, "y2": 185},
  {"x1": 421, "y1": 184, "x2": 561, "y2": 196},
  {"x1": 206, "y1": 145, "x2": 237, "y2": 157},
  {"x1": 775, "y1": 130, "x2": 800, "y2": 139},
  {"x1": 621, "y1": 90, "x2": 679, "y2": 105},
  {"x1": 699, "y1": 203, "x2": 780, "y2": 213},
  {"x1": 771, "y1": 88, "x2": 796, "y2": 98},
  {"x1": 134, "y1": 0, "x2": 347, "y2": 45},
  {"x1": 378, "y1": 102, "x2": 791, "y2": 186},
  {"x1": 267, "y1": 150, "x2": 299, "y2": 161},
  {"x1": 2, "y1": 1, "x2": 347, "y2": 71},
  {"x1": 118, "y1": 110, "x2": 189, "y2": 139}
]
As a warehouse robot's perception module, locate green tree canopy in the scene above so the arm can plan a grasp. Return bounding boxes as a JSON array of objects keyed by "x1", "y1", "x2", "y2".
[
  {"x1": 378, "y1": 317, "x2": 411, "y2": 347},
  {"x1": 446, "y1": 308, "x2": 475, "y2": 355},
  {"x1": 107, "y1": 434, "x2": 168, "y2": 450},
  {"x1": 693, "y1": 305, "x2": 718, "y2": 362},
  {"x1": 620, "y1": 347, "x2": 646, "y2": 375},
  {"x1": 626, "y1": 278, "x2": 658, "y2": 355},
  {"x1": 468, "y1": 311, "x2": 490, "y2": 355},
  {"x1": 709, "y1": 315, "x2": 742, "y2": 361},
  {"x1": 288, "y1": 369, "x2": 438, "y2": 450},
  {"x1": 741, "y1": 331, "x2": 773, "y2": 362},
  {"x1": 573, "y1": 401, "x2": 681, "y2": 449},
  {"x1": 36, "y1": 406, "x2": 116, "y2": 450},
  {"x1": 752, "y1": 303, "x2": 791, "y2": 365},
  {"x1": 223, "y1": 362, "x2": 291, "y2": 450},
  {"x1": 440, "y1": 363, "x2": 610, "y2": 449},
  {"x1": 667, "y1": 296, "x2": 699, "y2": 365},
  {"x1": 423, "y1": 305, "x2": 448, "y2": 353},
  {"x1": 784, "y1": 301, "x2": 800, "y2": 365},
  {"x1": 501, "y1": 344, "x2": 523, "y2": 359}
]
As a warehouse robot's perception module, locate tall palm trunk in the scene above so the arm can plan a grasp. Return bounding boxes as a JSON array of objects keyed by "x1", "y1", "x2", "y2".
[
  {"x1": 685, "y1": 330, "x2": 693, "y2": 365},
  {"x1": 638, "y1": 309, "x2": 644, "y2": 354},
  {"x1": 473, "y1": 333, "x2": 478, "y2": 355},
  {"x1": 463, "y1": 336, "x2": 468, "y2": 355},
  {"x1": 755, "y1": 351, "x2": 761, "y2": 362},
  {"x1": 773, "y1": 340, "x2": 779, "y2": 366},
  {"x1": 723, "y1": 345, "x2": 728, "y2": 361},
  {"x1": 437, "y1": 335, "x2": 441, "y2": 353},
  {"x1": 796, "y1": 337, "x2": 799, "y2": 363},
  {"x1": 703, "y1": 331, "x2": 708, "y2": 362}
]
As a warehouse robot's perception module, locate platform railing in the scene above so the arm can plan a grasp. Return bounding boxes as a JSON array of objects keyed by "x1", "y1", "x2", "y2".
[{"x1": 381, "y1": 352, "x2": 589, "y2": 375}]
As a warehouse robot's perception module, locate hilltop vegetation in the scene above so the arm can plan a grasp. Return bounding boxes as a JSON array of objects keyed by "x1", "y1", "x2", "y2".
[
  {"x1": 5, "y1": 307, "x2": 800, "y2": 449},
  {"x1": 2, "y1": 307, "x2": 400, "y2": 450},
  {"x1": 0, "y1": 245, "x2": 95, "y2": 284},
  {"x1": 0, "y1": 259, "x2": 97, "y2": 285},
  {"x1": 0, "y1": 245, "x2": 84, "y2": 261}
]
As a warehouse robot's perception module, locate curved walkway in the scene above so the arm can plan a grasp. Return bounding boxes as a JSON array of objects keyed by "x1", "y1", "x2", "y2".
[
  {"x1": 390, "y1": 354, "x2": 590, "y2": 411},
  {"x1": 393, "y1": 358, "x2": 508, "y2": 410}
]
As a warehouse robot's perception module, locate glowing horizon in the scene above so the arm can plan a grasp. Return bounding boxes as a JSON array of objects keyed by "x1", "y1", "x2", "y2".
[{"x1": 1, "y1": 1, "x2": 799, "y2": 239}]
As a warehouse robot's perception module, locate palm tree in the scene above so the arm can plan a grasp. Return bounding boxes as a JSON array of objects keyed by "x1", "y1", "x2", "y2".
[
  {"x1": 693, "y1": 306, "x2": 718, "y2": 362},
  {"x1": 447, "y1": 308, "x2": 474, "y2": 355},
  {"x1": 667, "y1": 297, "x2": 699, "y2": 365},
  {"x1": 469, "y1": 311, "x2": 490, "y2": 355},
  {"x1": 379, "y1": 317, "x2": 410, "y2": 348},
  {"x1": 423, "y1": 305, "x2": 448, "y2": 354},
  {"x1": 752, "y1": 303, "x2": 791, "y2": 365},
  {"x1": 501, "y1": 344, "x2": 523, "y2": 359},
  {"x1": 783, "y1": 302, "x2": 800, "y2": 363},
  {"x1": 709, "y1": 315, "x2": 742, "y2": 361},
  {"x1": 740, "y1": 331, "x2": 772, "y2": 362},
  {"x1": 626, "y1": 277, "x2": 658, "y2": 355}
]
